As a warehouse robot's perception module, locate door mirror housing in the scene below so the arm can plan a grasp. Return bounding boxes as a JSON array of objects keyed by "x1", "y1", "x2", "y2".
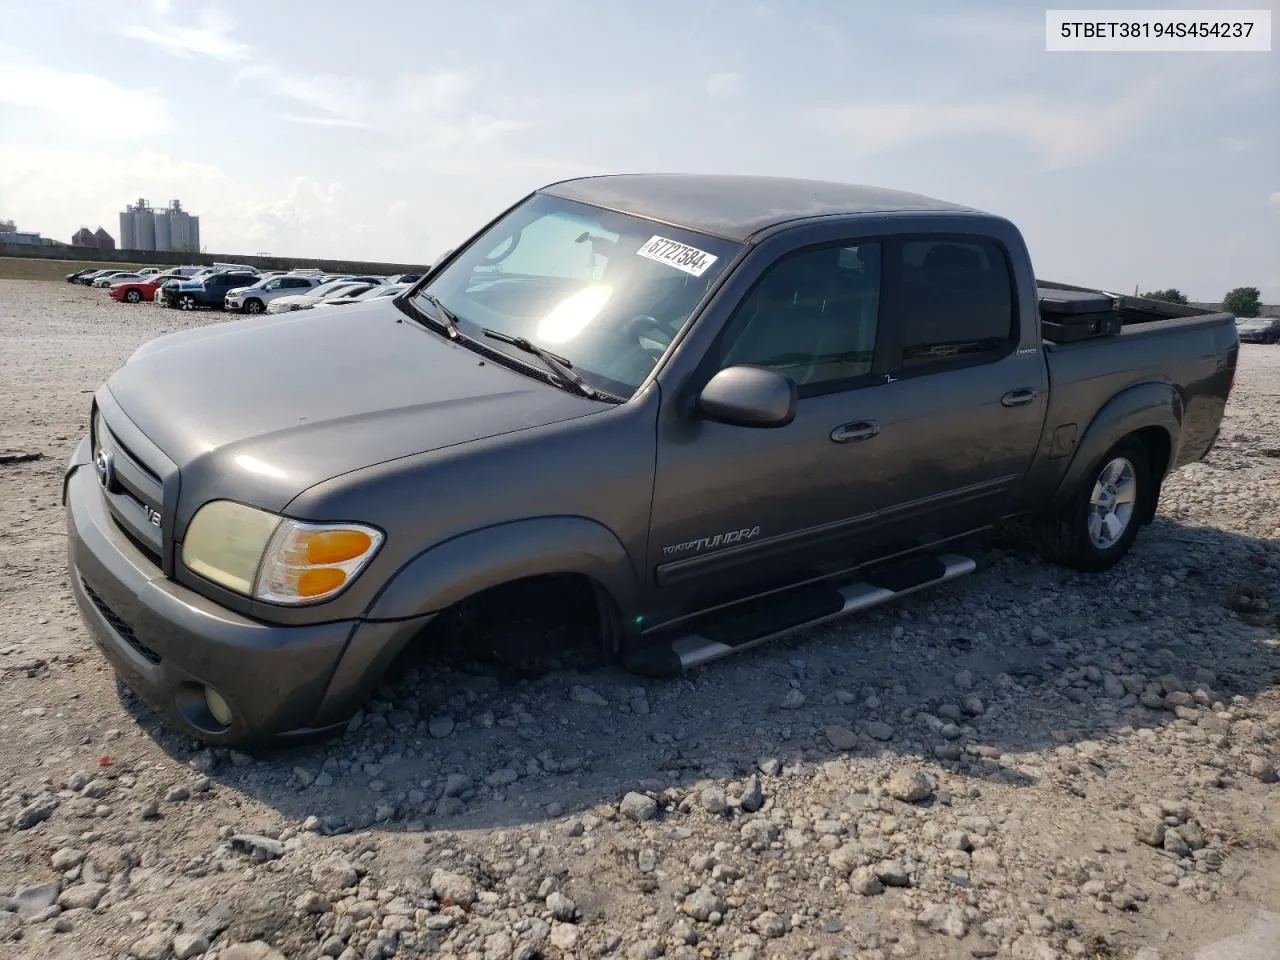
[{"x1": 698, "y1": 365, "x2": 797, "y2": 428}]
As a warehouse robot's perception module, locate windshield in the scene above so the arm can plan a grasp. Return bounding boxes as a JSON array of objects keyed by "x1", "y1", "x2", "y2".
[
  {"x1": 414, "y1": 193, "x2": 740, "y2": 397},
  {"x1": 355, "y1": 283, "x2": 405, "y2": 300},
  {"x1": 309, "y1": 278, "x2": 360, "y2": 298}
]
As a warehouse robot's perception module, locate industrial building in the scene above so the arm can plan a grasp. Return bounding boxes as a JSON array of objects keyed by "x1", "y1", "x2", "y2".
[
  {"x1": 119, "y1": 198, "x2": 200, "y2": 253},
  {"x1": 72, "y1": 227, "x2": 116, "y2": 250}
]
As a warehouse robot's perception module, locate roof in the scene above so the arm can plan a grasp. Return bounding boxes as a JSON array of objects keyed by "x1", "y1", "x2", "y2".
[{"x1": 540, "y1": 173, "x2": 978, "y2": 242}]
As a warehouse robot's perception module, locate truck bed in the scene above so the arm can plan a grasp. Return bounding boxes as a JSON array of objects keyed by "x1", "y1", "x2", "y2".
[
  {"x1": 1012, "y1": 281, "x2": 1239, "y2": 513},
  {"x1": 1037, "y1": 279, "x2": 1226, "y2": 338}
]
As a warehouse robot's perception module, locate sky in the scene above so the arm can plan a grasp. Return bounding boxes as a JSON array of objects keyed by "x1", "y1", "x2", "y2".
[{"x1": 0, "y1": 0, "x2": 1276, "y2": 301}]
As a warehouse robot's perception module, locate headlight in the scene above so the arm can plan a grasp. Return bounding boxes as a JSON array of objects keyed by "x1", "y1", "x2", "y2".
[{"x1": 181, "y1": 501, "x2": 383, "y2": 605}]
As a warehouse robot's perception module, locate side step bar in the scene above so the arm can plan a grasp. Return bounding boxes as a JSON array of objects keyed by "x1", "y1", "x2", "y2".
[{"x1": 624, "y1": 554, "x2": 977, "y2": 677}]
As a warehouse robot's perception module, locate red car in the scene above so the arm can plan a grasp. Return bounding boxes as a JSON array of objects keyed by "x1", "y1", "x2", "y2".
[{"x1": 109, "y1": 273, "x2": 185, "y2": 304}]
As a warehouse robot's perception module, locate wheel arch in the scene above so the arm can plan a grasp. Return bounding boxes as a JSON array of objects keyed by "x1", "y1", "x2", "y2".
[
  {"x1": 1046, "y1": 381, "x2": 1182, "y2": 515},
  {"x1": 363, "y1": 515, "x2": 643, "y2": 646}
]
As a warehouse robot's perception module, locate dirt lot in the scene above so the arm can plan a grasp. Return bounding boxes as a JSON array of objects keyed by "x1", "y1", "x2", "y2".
[
  {"x1": 0, "y1": 260, "x2": 172, "y2": 284},
  {"x1": 1, "y1": 279, "x2": 1277, "y2": 960}
]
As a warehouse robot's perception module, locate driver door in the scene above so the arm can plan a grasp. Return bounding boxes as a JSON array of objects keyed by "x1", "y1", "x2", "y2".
[{"x1": 647, "y1": 239, "x2": 895, "y2": 618}]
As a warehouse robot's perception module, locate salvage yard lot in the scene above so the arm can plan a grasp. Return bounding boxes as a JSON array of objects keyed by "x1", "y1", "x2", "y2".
[{"x1": 0, "y1": 278, "x2": 1277, "y2": 960}]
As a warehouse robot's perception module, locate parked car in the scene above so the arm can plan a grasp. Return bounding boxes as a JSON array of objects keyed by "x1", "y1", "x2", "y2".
[
  {"x1": 66, "y1": 268, "x2": 99, "y2": 283},
  {"x1": 384, "y1": 274, "x2": 422, "y2": 285},
  {"x1": 165, "y1": 270, "x2": 261, "y2": 310},
  {"x1": 265, "y1": 279, "x2": 379, "y2": 314},
  {"x1": 75, "y1": 269, "x2": 121, "y2": 286},
  {"x1": 94, "y1": 272, "x2": 148, "y2": 288},
  {"x1": 312, "y1": 283, "x2": 409, "y2": 309},
  {"x1": 109, "y1": 273, "x2": 190, "y2": 304},
  {"x1": 224, "y1": 274, "x2": 325, "y2": 314},
  {"x1": 1235, "y1": 316, "x2": 1280, "y2": 343},
  {"x1": 63, "y1": 173, "x2": 1239, "y2": 744},
  {"x1": 138, "y1": 268, "x2": 162, "y2": 277}
]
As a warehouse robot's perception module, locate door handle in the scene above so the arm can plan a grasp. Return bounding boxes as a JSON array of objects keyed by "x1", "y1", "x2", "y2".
[
  {"x1": 1001, "y1": 388, "x2": 1038, "y2": 407},
  {"x1": 830, "y1": 420, "x2": 880, "y2": 444}
]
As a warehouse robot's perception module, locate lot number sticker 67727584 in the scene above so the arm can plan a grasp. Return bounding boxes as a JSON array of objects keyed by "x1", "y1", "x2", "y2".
[{"x1": 635, "y1": 235, "x2": 719, "y2": 277}]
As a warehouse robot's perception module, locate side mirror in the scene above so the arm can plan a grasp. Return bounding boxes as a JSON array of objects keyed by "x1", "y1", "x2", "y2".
[{"x1": 698, "y1": 365, "x2": 797, "y2": 428}]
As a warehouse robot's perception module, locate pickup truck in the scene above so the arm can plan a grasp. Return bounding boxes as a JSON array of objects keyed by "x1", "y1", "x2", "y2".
[{"x1": 63, "y1": 174, "x2": 1238, "y2": 745}]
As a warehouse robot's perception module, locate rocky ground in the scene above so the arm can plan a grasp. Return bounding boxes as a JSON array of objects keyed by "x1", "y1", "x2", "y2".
[{"x1": 1, "y1": 279, "x2": 1277, "y2": 960}]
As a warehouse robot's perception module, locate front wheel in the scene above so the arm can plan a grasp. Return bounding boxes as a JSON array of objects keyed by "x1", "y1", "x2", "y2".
[
  {"x1": 244, "y1": 298, "x2": 264, "y2": 315},
  {"x1": 125, "y1": 289, "x2": 142, "y2": 303},
  {"x1": 1033, "y1": 437, "x2": 1150, "y2": 572},
  {"x1": 177, "y1": 294, "x2": 197, "y2": 311}
]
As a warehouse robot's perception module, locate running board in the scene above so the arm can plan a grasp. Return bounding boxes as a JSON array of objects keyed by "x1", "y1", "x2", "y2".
[{"x1": 623, "y1": 553, "x2": 977, "y2": 677}]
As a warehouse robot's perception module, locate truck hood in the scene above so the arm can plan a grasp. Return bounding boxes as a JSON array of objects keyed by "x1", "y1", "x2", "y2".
[{"x1": 104, "y1": 299, "x2": 601, "y2": 515}]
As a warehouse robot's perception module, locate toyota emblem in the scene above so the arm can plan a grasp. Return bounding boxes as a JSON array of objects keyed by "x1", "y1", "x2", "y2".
[{"x1": 94, "y1": 448, "x2": 114, "y2": 489}]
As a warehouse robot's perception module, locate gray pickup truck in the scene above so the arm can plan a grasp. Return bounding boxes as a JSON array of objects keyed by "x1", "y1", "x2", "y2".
[{"x1": 64, "y1": 174, "x2": 1239, "y2": 745}]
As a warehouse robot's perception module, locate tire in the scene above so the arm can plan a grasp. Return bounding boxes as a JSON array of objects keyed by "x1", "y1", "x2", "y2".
[
  {"x1": 1033, "y1": 437, "x2": 1150, "y2": 572},
  {"x1": 125, "y1": 289, "x2": 142, "y2": 303},
  {"x1": 177, "y1": 294, "x2": 197, "y2": 311},
  {"x1": 244, "y1": 298, "x2": 264, "y2": 315}
]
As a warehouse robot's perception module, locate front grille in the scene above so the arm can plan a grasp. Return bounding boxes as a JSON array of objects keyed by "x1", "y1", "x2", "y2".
[
  {"x1": 81, "y1": 578, "x2": 162, "y2": 665},
  {"x1": 93, "y1": 411, "x2": 165, "y2": 565}
]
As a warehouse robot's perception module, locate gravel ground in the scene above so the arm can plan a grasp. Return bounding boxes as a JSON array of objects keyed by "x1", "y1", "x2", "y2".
[{"x1": 1, "y1": 278, "x2": 1277, "y2": 960}]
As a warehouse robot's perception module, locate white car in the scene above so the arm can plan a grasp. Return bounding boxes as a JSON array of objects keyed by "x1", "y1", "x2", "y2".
[
  {"x1": 265, "y1": 279, "x2": 380, "y2": 314},
  {"x1": 92, "y1": 271, "x2": 142, "y2": 288},
  {"x1": 224, "y1": 274, "x2": 324, "y2": 315},
  {"x1": 312, "y1": 283, "x2": 408, "y2": 308}
]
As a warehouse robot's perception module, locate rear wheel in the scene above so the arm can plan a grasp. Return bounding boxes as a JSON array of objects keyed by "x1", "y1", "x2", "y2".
[
  {"x1": 125, "y1": 289, "x2": 142, "y2": 303},
  {"x1": 1033, "y1": 437, "x2": 1150, "y2": 571}
]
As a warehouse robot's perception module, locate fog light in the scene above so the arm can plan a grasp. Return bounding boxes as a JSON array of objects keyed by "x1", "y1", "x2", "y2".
[{"x1": 204, "y1": 686, "x2": 233, "y2": 726}]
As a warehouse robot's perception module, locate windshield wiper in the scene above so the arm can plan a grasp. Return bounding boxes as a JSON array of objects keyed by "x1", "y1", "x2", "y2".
[
  {"x1": 419, "y1": 292, "x2": 462, "y2": 338},
  {"x1": 481, "y1": 328, "x2": 612, "y2": 401}
]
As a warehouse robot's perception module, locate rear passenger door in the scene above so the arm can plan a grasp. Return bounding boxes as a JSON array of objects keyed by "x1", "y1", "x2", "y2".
[{"x1": 865, "y1": 235, "x2": 1047, "y2": 553}]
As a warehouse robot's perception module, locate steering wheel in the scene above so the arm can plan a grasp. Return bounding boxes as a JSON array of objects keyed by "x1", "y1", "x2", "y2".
[
  {"x1": 626, "y1": 314, "x2": 675, "y2": 357},
  {"x1": 478, "y1": 231, "x2": 522, "y2": 267}
]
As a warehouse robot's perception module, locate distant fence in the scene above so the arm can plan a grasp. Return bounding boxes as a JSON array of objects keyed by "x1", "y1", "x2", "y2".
[{"x1": 0, "y1": 243, "x2": 429, "y2": 276}]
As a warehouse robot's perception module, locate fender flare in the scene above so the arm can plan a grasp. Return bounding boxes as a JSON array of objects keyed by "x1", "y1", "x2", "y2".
[
  {"x1": 1046, "y1": 381, "x2": 1182, "y2": 513},
  {"x1": 363, "y1": 515, "x2": 642, "y2": 626}
]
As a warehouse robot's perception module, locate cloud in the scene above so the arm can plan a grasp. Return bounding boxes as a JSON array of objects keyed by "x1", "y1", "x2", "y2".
[
  {"x1": 235, "y1": 65, "x2": 370, "y2": 122},
  {"x1": 120, "y1": 8, "x2": 248, "y2": 61},
  {"x1": 237, "y1": 64, "x2": 528, "y2": 157},
  {"x1": 807, "y1": 78, "x2": 1172, "y2": 169},
  {"x1": 0, "y1": 60, "x2": 169, "y2": 138},
  {"x1": 705, "y1": 72, "x2": 746, "y2": 98},
  {"x1": 280, "y1": 114, "x2": 371, "y2": 129}
]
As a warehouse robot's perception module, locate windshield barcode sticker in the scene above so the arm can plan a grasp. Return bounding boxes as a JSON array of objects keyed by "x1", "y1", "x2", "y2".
[{"x1": 635, "y1": 235, "x2": 718, "y2": 277}]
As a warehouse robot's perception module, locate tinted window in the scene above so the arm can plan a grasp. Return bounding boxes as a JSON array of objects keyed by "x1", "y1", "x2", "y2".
[
  {"x1": 286, "y1": 277, "x2": 313, "y2": 288},
  {"x1": 897, "y1": 238, "x2": 1015, "y2": 368},
  {"x1": 716, "y1": 242, "x2": 882, "y2": 389}
]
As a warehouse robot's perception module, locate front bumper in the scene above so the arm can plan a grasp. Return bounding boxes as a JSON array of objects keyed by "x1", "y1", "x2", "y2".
[{"x1": 64, "y1": 445, "x2": 429, "y2": 744}]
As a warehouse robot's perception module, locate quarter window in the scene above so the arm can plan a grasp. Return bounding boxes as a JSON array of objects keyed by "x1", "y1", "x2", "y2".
[
  {"x1": 716, "y1": 242, "x2": 881, "y2": 390},
  {"x1": 897, "y1": 238, "x2": 1015, "y2": 369}
]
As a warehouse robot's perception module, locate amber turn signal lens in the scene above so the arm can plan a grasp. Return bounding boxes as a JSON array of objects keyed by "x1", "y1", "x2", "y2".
[
  {"x1": 304, "y1": 529, "x2": 373, "y2": 565},
  {"x1": 297, "y1": 567, "x2": 348, "y2": 597}
]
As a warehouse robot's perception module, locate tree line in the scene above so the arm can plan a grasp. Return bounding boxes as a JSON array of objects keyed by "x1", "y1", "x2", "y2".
[{"x1": 1142, "y1": 286, "x2": 1266, "y2": 317}]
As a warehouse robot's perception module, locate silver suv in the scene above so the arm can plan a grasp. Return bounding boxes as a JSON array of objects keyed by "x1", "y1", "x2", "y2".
[{"x1": 224, "y1": 275, "x2": 322, "y2": 314}]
